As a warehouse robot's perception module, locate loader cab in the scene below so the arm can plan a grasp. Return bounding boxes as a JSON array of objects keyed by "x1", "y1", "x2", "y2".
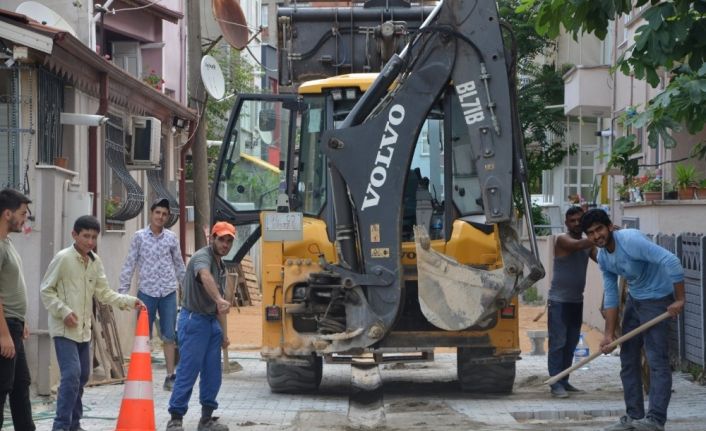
[{"x1": 211, "y1": 74, "x2": 486, "y2": 262}]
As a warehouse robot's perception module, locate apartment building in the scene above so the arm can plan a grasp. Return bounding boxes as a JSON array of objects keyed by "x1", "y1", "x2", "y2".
[
  {"x1": 544, "y1": 6, "x2": 705, "y2": 232},
  {"x1": 0, "y1": 0, "x2": 194, "y2": 393}
]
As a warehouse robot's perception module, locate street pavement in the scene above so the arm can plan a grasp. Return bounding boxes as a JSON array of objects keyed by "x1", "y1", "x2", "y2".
[{"x1": 24, "y1": 351, "x2": 706, "y2": 431}]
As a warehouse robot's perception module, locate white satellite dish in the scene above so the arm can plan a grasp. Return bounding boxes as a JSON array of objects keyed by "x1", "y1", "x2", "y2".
[
  {"x1": 16, "y1": 2, "x2": 78, "y2": 38},
  {"x1": 200, "y1": 55, "x2": 226, "y2": 100}
]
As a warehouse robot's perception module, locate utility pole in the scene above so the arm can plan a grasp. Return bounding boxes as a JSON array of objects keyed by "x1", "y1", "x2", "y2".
[{"x1": 186, "y1": 0, "x2": 210, "y2": 250}]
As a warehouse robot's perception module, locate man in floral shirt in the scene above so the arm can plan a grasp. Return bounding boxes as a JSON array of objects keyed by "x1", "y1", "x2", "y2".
[{"x1": 120, "y1": 198, "x2": 186, "y2": 390}]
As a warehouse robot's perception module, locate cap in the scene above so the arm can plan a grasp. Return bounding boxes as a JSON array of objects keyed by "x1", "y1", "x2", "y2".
[
  {"x1": 150, "y1": 197, "x2": 170, "y2": 212},
  {"x1": 211, "y1": 221, "x2": 236, "y2": 238}
]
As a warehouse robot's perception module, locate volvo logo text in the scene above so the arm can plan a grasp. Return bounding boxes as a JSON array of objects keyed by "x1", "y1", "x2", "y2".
[{"x1": 361, "y1": 104, "x2": 405, "y2": 210}]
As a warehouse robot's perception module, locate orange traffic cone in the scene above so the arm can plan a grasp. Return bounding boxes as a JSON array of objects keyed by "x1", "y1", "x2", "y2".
[{"x1": 115, "y1": 307, "x2": 155, "y2": 431}]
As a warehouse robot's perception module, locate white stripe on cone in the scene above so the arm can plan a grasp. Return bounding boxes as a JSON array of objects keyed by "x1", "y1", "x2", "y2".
[
  {"x1": 122, "y1": 380, "x2": 154, "y2": 400},
  {"x1": 132, "y1": 335, "x2": 150, "y2": 353}
]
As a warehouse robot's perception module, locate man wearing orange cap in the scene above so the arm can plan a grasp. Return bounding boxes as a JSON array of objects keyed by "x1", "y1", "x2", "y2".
[{"x1": 166, "y1": 222, "x2": 235, "y2": 431}]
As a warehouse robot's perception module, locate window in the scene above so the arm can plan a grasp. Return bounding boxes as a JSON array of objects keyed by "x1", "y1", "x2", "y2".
[
  {"x1": 297, "y1": 97, "x2": 327, "y2": 215},
  {"x1": 564, "y1": 148, "x2": 596, "y2": 203},
  {"x1": 217, "y1": 98, "x2": 291, "y2": 212},
  {"x1": 260, "y1": 4, "x2": 269, "y2": 28},
  {"x1": 0, "y1": 67, "x2": 20, "y2": 189},
  {"x1": 37, "y1": 68, "x2": 64, "y2": 165},
  {"x1": 112, "y1": 42, "x2": 141, "y2": 78}
]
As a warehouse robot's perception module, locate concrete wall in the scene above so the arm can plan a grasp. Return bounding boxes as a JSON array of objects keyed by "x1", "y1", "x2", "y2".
[{"x1": 621, "y1": 201, "x2": 706, "y2": 235}]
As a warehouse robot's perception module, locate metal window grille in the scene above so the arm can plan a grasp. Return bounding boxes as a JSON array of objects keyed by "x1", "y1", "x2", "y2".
[
  {"x1": 0, "y1": 66, "x2": 21, "y2": 189},
  {"x1": 104, "y1": 114, "x2": 144, "y2": 222},
  {"x1": 37, "y1": 67, "x2": 64, "y2": 165}
]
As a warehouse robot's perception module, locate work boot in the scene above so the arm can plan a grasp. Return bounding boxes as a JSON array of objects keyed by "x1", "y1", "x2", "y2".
[
  {"x1": 550, "y1": 383, "x2": 568, "y2": 398},
  {"x1": 165, "y1": 418, "x2": 184, "y2": 431},
  {"x1": 604, "y1": 415, "x2": 637, "y2": 431},
  {"x1": 632, "y1": 417, "x2": 665, "y2": 431},
  {"x1": 562, "y1": 382, "x2": 584, "y2": 393},
  {"x1": 197, "y1": 417, "x2": 229, "y2": 431},
  {"x1": 163, "y1": 374, "x2": 176, "y2": 391}
]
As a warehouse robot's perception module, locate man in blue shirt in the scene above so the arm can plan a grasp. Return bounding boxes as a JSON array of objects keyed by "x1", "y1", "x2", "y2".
[{"x1": 581, "y1": 209, "x2": 684, "y2": 431}]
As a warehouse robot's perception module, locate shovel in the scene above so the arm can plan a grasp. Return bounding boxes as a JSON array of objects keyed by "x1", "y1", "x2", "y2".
[{"x1": 545, "y1": 311, "x2": 672, "y2": 386}]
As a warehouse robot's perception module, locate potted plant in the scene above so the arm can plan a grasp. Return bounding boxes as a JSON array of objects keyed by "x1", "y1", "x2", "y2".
[
  {"x1": 105, "y1": 196, "x2": 121, "y2": 218},
  {"x1": 143, "y1": 69, "x2": 165, "y2": 90},
  {"x1": 675, "y1": 164, "x2": 698, "y2": 199},
  {"x1": 642, "y1": 177, "x2": 665, "y2": 201}
]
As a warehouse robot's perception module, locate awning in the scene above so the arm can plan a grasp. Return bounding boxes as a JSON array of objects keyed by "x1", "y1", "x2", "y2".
[{"x1": 116, "y1": 0, "x2": 184, "y2": 24}]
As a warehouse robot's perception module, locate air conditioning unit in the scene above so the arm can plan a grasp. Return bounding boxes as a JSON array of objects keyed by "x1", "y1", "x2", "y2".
[{"x1": 128, "y1": 116, "x2": 161, "y2": 168}]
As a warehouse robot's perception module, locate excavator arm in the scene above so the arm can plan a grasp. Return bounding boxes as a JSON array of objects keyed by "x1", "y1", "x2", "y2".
[{"x1": 314, "y1": 0, "x2": 544, "y2": 351}]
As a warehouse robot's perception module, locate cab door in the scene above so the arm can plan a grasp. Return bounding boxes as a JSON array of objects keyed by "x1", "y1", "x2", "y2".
[{"x1": 211, "y1": 94, "x2": 300, "y2": 261}]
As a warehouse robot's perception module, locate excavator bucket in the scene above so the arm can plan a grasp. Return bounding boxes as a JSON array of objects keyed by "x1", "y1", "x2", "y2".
[{"x1": 414, "y1": 225, "x2": 514, "y2": 331}]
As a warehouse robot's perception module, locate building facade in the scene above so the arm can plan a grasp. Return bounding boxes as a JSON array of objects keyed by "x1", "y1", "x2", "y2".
[{"x1": 0, "y1": 0, "x2": 194, "y2": 393}]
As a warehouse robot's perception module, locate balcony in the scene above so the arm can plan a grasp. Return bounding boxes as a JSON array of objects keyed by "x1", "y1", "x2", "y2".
[{"x1": 563, "y1": 65, "x2": 612, "y2": 117}]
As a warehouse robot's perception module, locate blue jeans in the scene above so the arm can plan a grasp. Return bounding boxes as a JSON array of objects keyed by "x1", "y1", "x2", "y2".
[
  {"x1": 547, "y1": 300, "x2": 583, "y2": 387},
  {"x1": 168, "y1": 309, "x2": 223, "y2": 416},
  {"x1": 137, "y1": 290, "x2": 177, "y2": 343},
  {"x1": 621, "y1": 294, "x2": 673, "y2": 426},
  {"x1": 52, "y1": 337, "x2": 90, "y2": 431}
]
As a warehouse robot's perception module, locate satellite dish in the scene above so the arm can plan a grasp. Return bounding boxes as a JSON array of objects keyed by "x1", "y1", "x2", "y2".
[
  {"x1": 212, "y1": 0, "x2": 249, "y2": 50},
  {"x1": 16, "y1": 1, "x2": 78, "y2": 38},
  {"x1": 200, "y1": 55, "x2": 226, "y2": 100}
]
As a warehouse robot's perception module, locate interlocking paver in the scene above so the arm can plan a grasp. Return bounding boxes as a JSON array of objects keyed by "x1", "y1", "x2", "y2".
[{"x1": 27, "y1": 352, "x2": 706, "y2": 430}]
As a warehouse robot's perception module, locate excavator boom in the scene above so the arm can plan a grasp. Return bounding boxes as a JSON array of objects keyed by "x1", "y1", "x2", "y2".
[{"x1": 319, "y1": 0, "x2": 545, "y2": 348}]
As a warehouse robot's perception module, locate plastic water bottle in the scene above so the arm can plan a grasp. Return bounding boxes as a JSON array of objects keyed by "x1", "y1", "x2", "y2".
[{"x1": 573, "y1": 333, "x2": 590, "y2": 370}]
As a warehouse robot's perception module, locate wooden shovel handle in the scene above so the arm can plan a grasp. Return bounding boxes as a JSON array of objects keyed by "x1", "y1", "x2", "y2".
[{"x1": 544, "y1": 311, "x2": 671, "y2": 386}]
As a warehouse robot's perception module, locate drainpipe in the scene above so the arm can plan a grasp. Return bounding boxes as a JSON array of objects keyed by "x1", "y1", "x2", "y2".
[
  {"x1": 179, "y1": 120, "x2": 194, "y2": 260},
  {"x1": 89, "y1": 72, "x2": 109, "y2": 215}
]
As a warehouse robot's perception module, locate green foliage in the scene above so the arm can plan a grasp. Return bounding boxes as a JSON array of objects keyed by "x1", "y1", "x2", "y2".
[
  {"x1": 225, "y1": 164, "x2": 280, "y2": 209},
  {"x1": 608, "y1": 134, "x2": 641, "y2": 179},
  {"x1": 530, "y1": 204, "x2": 552, "y2": 236},
  {"x1": 499, "y1": 0, "x2": 569, "y2": 193},
  {"x1": 521, "y1": 285, "x2": 544, "y2": 304},
  {"x1": 185, "y1": 144, "x2": 222, "y2": 183},
  {"x1": 205, "y1": 44, "x2": 257, "y2": 141},
  {"x1": 522, "y1": 0, "x2": 706, "y2": 157},
  {"x1": 675, "y1": 164, "x2": 698, "y2": 188},
  {"x1": 642, "y1": 177, "x2": 667, "y2": 192}
]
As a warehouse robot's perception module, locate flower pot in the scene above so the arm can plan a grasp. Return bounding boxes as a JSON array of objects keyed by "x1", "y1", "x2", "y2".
[
  {"x1": 643, "y1": 191, "x2": 662, "y2": 201},
  {"x1": 53, "y1": 156, "x2": 69, "y2": 169},
  {"x1": 678, "y1": 186, "x2": 697, "y2": 200}
]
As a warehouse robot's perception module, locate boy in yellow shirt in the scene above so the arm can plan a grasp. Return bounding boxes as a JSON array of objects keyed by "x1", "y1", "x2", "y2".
[{"x1": 41, "y1": 215, "x2": 142, "y2": 431}]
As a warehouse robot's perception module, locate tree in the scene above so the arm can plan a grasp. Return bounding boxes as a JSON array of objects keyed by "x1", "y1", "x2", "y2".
[
  {"x1": 498, "y1": 0, "x2": 571, "y2": 193},
  {"x1": 520, "y1": 0, "x2": 706, "y2": 157},
  {"x1": 205, "y1": 44, "x2": 257, "y2": 141}
]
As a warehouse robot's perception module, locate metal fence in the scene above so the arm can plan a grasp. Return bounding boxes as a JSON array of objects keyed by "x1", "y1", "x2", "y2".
[{"x1": 655, "y1": 233, "x2": 706, "y2": 369}]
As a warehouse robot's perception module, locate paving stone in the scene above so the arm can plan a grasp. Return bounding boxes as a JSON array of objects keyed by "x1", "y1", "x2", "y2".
[{"x1": 29, "y1": 352, "x2": 706, "y2": 430}]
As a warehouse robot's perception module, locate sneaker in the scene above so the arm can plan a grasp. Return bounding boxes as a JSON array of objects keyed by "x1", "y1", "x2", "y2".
[
  {"x1": 550, "y1": 383, "x2": 568, "y2": 398},
  {"x1": 604, "y1": 415, "x2": 637, "y2": 431},
  {"x1": 197, "y1": 417, "x2": 229, "y2": 431},
  {"x1": 563, "y1": 382, "x2": 584, "y2": 393},
  {"x1": 632, "y1": 417, "x2": 665, "y2": 431},
  {"x1": 166, "y1": 418, "x2": 184, "y2": 431},
  {"x1": 163, "y1": 374, "x2": 176, "y2": 391}
]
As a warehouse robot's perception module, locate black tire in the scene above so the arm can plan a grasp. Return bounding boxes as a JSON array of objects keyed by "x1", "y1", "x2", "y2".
[
  {"x1": 457, "y1": 348, "x2": 516, "y2": 394},
  {"x1": 267, "y1": 355, "x2": 323, "y2": 393}
]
